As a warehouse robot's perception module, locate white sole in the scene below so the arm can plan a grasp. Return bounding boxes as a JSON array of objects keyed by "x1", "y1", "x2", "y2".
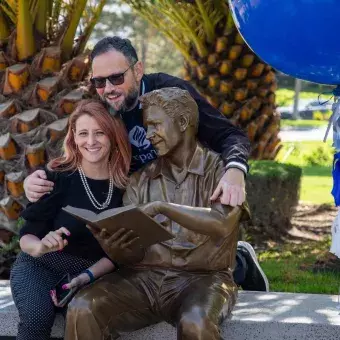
[{"x1": 238, "y1": 241, "x2": 270, "y2": 292}]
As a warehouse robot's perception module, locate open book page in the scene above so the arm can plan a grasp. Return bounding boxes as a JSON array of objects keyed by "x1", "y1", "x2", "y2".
[
  {"x1": 96, "y1": 205, "x2": 138, "y2": 220},
  {"x1": 62, "y1": 206, "x2": 98, "y2": 222},
  {"x1": 62, "y1": 205, "x2": 174, "y2": 248},
  {"x1": 62, "y1": 205, "x2": 135, "y2": 222}
]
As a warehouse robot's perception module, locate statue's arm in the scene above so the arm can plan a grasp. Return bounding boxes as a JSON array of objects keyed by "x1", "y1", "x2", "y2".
[{"x1": 149, "y1": 201, "x2": 242, "y2": 239}]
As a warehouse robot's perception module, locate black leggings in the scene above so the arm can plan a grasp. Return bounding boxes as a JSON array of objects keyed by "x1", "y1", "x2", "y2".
[{"x1": 10, "y1": 251, "x2": 97, "y2": 340}]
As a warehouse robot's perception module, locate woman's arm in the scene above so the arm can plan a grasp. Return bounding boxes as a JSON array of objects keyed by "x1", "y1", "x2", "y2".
[
  {"x1": 64, "y1": 257, "x2": 115, "y2": 289},
  {"x1": 20, "y1": 227, "x2": 70, "y2": 257},
  {"x1": 20, "y1": 234, "x2": 43, "y2": 257},
  {"x1": 50, "y1": 257, "x2": 116, "y2": 306}
]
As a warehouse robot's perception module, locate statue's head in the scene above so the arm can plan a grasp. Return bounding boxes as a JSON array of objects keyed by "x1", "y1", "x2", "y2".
[{"x1": 140, "y1": 87, "x2": 198, "y2": 157}]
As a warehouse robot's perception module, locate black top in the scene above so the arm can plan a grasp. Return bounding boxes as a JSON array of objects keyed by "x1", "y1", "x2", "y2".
[
  {"x1": 116, "y1": 73, "x2": 250, "y2": 173},
  {"x1": 20, "y1": 169, "x2": 123, "y2": 262}
]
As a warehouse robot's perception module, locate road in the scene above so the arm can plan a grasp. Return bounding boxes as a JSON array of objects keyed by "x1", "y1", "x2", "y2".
[{"x1": 279, "y1": 126, "x2": 332, "y2": 142}]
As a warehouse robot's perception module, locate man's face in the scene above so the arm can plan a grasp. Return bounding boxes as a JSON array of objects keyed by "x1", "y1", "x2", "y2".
[
  {"x1": 92, "y1": 50, "x2": 143, "y2": 115},
  {"x1": 144, "y1": 106, "x2": 183, "y2": 157}
]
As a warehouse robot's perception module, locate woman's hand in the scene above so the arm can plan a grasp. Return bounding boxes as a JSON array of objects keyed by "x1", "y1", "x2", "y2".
[
  {"x1": 62, "y1": 273, "x2": 90, "y2": 290},
  {"x1": 50, "y1": 273, "x2": 89, "y2": 307},
  {"x1": 37, "y1": 227, "x2": 70, "y2": 256}
]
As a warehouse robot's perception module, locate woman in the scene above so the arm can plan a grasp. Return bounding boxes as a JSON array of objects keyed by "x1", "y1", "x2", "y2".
[{"x1": 10, "y1": 99, "x2": 132, "y2": 340}]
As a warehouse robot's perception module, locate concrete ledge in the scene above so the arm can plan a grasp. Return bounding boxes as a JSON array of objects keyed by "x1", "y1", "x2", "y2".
[{"x1": 1, "y1": 280, "x2": 340, "y2": 339}]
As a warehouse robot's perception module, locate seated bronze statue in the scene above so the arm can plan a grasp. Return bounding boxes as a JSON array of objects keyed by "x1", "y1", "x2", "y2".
[{"x1": 64, "y1": 87, "x2": 249, "y2": 340}]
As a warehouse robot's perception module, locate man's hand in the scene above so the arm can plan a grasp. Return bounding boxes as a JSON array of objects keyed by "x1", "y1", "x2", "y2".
[
  {"x1": 24, "y1": 170, "x2": 54, "y2": 202},
  {"x1": 210, "y1": 168, "x2": 246, "y2": 207},
  {"x1": 87, "y1": 226, "x2": 143, "y2": 263}
]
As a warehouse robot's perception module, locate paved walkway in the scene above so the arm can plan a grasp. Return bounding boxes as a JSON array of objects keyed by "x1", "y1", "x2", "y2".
[
  {"x1": 279, "y1": 126, "x2": 331, "y2": 142},
  {"x1": 2, "y1": 280, "x2": 340, "y2": 340}
]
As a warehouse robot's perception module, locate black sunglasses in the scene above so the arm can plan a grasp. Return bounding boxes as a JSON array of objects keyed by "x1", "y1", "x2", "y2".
[{"x1": 90, "y1": 63, "x2": 136, "y2": 89}]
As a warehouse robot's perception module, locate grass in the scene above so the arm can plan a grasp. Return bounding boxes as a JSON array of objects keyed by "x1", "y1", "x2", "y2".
[
  {"x1": 258, "y1": 238, "x2": 340, "y2": 294},
  {"x1": 300, "y1": 172, "x2": 333, "y2": 204},
  {"x1": 276, "y1": 141, "x2": 333, "y2": 204},
  {"x1": 281, "y1": 119, "x2": 328, "y2": 129},
  {"x1": 256, "y1": 141, "x2": 338, "y2": 294}
]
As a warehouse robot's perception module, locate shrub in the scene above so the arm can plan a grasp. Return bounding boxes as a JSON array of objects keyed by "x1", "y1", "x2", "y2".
[
  {"x1": 313, "y1": 111, "x2": 324, "y2": 121},
  {"x1": 303, "y1": 145, "x2": 333, "y2": 166},
  {"x1": 245, "y1": 161, "x2": 302, "y2": 240},
  {"x1": 323, "y1": 110, "x2": 332, "y2": 120}
]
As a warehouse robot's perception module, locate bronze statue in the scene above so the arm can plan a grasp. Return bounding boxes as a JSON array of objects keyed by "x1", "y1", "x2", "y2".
[{"x1": 64, "y1": 88, "x2": 248, "y2": 340}]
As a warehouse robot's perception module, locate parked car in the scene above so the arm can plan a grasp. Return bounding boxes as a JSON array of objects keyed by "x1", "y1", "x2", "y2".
[
  {"x1": 277, "y1": 106, "x2": 293, "y2": 119},
  {"x1": 304, "y1": 100, "x2": 332, "y2": 111}
]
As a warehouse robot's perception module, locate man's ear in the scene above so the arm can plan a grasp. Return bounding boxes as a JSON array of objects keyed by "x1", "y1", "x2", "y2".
[
  {"x1": 134, "y1": 61, "x2": 144, "y2": 82},
  {"x1": 179, "y1": 116, "x2": 189, "y2": 132}
]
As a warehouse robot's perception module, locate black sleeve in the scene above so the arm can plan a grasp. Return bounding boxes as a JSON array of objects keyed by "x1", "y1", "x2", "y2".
[
  {"x1": 19, "y1": 170, "x2": 66, "y2": 239},
  {"x1": 155, "y1": 73, "x2": 251, "y2": 172}
]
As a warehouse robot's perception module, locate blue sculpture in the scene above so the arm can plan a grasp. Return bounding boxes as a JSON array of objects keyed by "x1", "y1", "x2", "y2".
[{"x1": 228, "y1": 0, "x2": 340, "y2": 85}]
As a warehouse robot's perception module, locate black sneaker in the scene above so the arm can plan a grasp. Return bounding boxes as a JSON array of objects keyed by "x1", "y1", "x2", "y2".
[{"x1": 237, "y1": 241, "x2": 269, "y2": 292}]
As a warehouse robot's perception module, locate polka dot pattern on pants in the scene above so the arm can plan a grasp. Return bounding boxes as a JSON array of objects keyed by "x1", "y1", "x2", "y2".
[{"x1": 10, "y1": 251, "x2": 98, "y2": 340}]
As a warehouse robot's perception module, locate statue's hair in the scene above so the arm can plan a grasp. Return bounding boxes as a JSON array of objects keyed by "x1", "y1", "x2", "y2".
[{"x1": 140, "y1": 87, "x2": 199, "y2": 132}]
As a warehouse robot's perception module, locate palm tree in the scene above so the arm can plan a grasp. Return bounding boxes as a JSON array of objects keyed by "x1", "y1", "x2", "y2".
[
  {"x1": 0, "y1": 0, "x2": 106, "y2": 278},
  {"x1": 123, "y1": 0, "x2": 281, "y2": 160}
]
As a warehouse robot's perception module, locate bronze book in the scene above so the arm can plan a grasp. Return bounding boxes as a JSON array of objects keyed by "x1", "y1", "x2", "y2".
[{"x1": 62, "y1": 205, "x2": 174, "y2": 248}]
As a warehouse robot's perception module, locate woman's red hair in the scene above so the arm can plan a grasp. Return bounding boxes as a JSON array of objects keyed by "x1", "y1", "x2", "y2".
[{"x1": 47, "y1": 99, "x2": 131, "y2": 189}]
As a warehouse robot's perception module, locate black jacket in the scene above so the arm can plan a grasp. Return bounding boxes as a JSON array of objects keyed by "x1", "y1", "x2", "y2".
[{"x1": 120, "y1": 73, "x2": 250, "y2": 174}]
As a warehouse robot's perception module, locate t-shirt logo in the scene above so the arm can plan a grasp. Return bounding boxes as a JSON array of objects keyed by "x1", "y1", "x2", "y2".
[{"x1": 129, "y1": 126, "x2": 151, "y2": 150}]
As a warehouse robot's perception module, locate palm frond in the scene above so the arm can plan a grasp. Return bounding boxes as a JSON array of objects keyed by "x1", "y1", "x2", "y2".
[
  {"x1": 194, "y1": 0, "x2": 215, "y2": 43},
  {"x1": 124, "y1": 0, "x2": 229, "y2": 59},
  {"x1": 0, "y1": 1, "x2": 16, "y2": 24},
  {"x1": 73, "y1": 0, "x2": 106, "y2": 55},
  {"x1": 127, "y1": 1, "x2": 194, "y2": 63},
  {"x1": 2, "y1": 0, "x2": 16, "y2": 13},
  {"x1": 125, "y1": 0, "x2": 210, "y2": 58},
  {"x1": 34, "y1": 0, "x2": 48, "y2": 38},
  {"x1": 16, "y1": 0, "x2": 36, "y2": 60},
  {"x1": 59, "y1": 0, "x2": 88, "y2": 60},
  {"x1": 0, "y1": 9, "x2": 11, "y2": 40}
]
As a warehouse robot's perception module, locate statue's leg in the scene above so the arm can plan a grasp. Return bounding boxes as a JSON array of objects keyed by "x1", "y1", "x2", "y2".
[
  {"x1": 169, "y1": 271, "x2": 237, "y2": 340},
  {"x1": 64, "y1": 269, "x2": 161, "y2": 340}
]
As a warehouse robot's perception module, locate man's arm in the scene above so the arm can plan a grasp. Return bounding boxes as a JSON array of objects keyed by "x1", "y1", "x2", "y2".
[
  {"x1": 156, "y1": 73, "x2": 251, "y2": 172},
  {"x1": 141, "y1": 201, "x2": 242, "y2": 240}
]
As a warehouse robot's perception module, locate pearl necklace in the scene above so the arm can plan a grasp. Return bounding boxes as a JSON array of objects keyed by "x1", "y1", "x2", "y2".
[{"x1": 78, "y1": 165, "x2": 114, "y2": 210}]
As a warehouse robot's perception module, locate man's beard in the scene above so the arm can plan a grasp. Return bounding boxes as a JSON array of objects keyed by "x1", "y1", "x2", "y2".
[{"x1": 104, "y1": 86, "x2": 139, "y2": 116}]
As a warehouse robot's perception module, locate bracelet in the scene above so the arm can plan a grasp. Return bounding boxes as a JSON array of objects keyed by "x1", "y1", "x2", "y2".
[{"x1": 82, "y1": 269, "x2": 95, "y2": 283}]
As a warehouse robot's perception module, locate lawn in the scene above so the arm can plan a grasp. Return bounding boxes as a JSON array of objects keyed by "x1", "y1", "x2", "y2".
[
  {"x1": 256, "y1": 141, "x2": 338, "y2": 294},
  {"x1": 276, "y1": 141, "x2": 333, "y2": 204},
  {"x1": 258, "y1": 238, "x2": 340, "y2": 294}
]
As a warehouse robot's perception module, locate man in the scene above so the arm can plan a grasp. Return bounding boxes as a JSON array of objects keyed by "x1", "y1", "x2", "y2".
[
  {"x1": 23, "y1": 36, "x2": 268, "y2": 291},
  {"x1": 65, "y1": 88, "x2": 248, "y2": 340}
]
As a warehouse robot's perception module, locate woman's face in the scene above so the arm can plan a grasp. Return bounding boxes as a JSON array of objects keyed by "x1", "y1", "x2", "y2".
[{"x1": 74, "y1": 114, "x2": 111, "y2": 166}]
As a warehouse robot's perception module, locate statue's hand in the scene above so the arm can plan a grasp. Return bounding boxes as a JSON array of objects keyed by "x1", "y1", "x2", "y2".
[
  {"x1": 139, "y1": 201, "x2": 162, "y2": 218},
  {"x1": 210, "y1": 168, "x2": 246, "y2": 207},
  {"x1": 87, "y1": 226, "x2": 141, "y2": 262}
]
